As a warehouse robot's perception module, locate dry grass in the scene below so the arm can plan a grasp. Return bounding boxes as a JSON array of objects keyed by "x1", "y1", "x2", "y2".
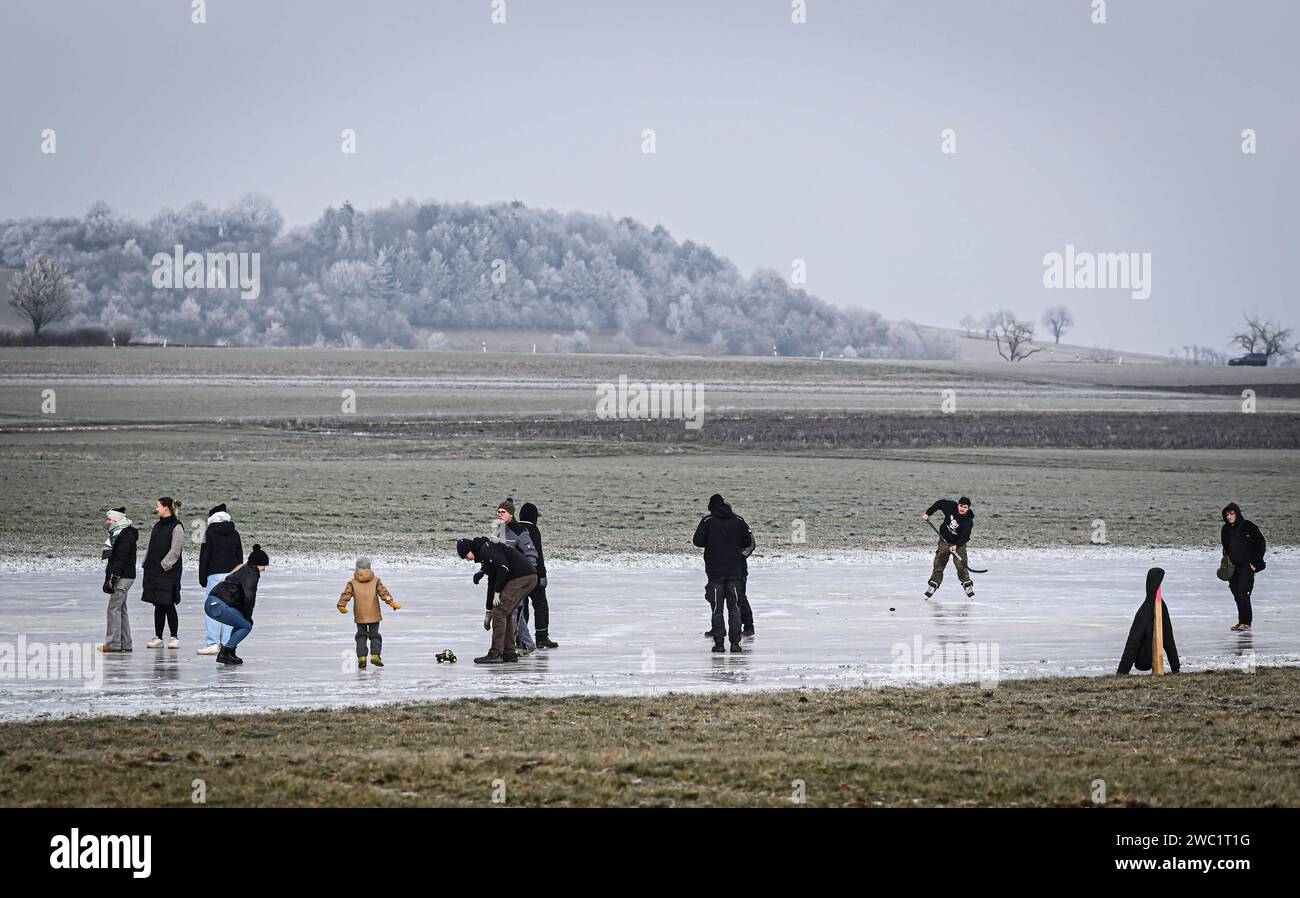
[{"x1": 2, "y1": 668, "x2": 1296, "y2": 808}]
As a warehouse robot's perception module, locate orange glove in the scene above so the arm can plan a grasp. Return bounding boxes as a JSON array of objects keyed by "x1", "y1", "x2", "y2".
[
  {"x1": 389, "y1": 602, "x2": 402, "y2": 610},
  {"x1": 337, "y1": 605, "x2": 349, "y2": 614}
]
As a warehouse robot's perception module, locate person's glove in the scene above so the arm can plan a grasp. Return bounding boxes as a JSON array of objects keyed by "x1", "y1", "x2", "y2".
[
  {"x1": 102, "y1": 574, "x2": 115, "y2": 594},
  {"x1": 338, "y1": 605, "x2": 349, "y2": 614},
  {"x1": 389, "y1": 602, "x2": 402, "y2": 610},
  {"x1": 483, "y1": 611, "x2": 492, "y2": 631},
  {"x1": 473, "y1": 570, "x2": 485, "y2": 585},
  {"x1": 539, "y1": 576, "x2": 547, "y2": 589}
]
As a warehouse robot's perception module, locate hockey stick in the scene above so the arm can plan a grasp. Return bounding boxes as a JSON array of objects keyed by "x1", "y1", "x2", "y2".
[{"x1": 925, "y1": 519, "x2": 989, "y2": 574}]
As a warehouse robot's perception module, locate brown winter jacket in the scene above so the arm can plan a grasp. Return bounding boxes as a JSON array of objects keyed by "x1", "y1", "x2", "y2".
[{"x1": 337, "y1": 569, "x2": 396, "y2": 624}]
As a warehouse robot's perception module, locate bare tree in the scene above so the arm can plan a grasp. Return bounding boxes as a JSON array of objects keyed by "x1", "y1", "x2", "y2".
[
  {"x1": 1041, "y1": 305, "x2": 1074, "y2": 344},
  {"x1": 8, "y1": 256, "x2": 71, "y2": 337},
  {"x1": 959, "y1": 314, "x2": 979, "y2": 337},
  {"x1": 994, "y1": 316, "x2": 1042, "y2": 362},
  {"x1": 1087, "y1": 345, "x2": 1119, "y2": 363},
  {"x1": 1229, "y1": 313, "x2": 1297, "y2": 363},
  {"x1": 1179, "y1": 345, "x2": 1225, "y2": 366}
]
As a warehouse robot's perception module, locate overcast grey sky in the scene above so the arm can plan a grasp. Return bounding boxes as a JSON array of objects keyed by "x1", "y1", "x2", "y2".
[{"x1": 1, "y1": 0, "x2": 1296, "y2": 353}]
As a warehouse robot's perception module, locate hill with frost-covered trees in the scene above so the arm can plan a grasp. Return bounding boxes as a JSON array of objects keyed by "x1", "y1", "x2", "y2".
[{"x1": 0, "y1": 195, "x2": 952, "y2": 357}]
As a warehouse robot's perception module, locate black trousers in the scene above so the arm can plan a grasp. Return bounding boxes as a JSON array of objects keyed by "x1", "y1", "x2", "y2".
[
  {"x1": 707, "y1": 577, "x2": 743, "y2": 644},
  {"x1": 530, "y1": 580, "x2": 549, "y2": 634},
  {"x1": 1229, "y1": 565, "x2": 1255, "y2": 625},
  {"x1": 153, "y1": 604, "x2": 178, "y2": 638},
  {"x1": 355, "y1": 622, "x2": 382, "y2": 656},
  {"x1": 706, "y1": 578, "x2": 752, "y2": 630}
]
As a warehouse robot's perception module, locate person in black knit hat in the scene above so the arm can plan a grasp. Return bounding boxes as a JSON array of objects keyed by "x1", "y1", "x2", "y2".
[
  {"x1": 203, "y1": 544, "x2": 269, "y2": 665},
  {"x1": 692, "y1": 493, "x2": 754, "y2": 653}
]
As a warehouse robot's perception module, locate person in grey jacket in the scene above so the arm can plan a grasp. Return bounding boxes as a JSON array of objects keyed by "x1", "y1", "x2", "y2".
[
  {"x1": 491, "y1": 498, "x2": 539, "y2": 654},
  {"x1": 99, "y1": 507, "x2": 138, "y2": 653}
]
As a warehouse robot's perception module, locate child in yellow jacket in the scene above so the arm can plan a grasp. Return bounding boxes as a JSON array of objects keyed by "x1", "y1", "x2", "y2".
[{"x1": 338, "y1": 556, "x2": 400, "y2": 668}]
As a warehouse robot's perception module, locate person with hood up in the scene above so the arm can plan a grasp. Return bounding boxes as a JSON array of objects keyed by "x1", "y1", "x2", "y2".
[
  {"x1": 141, "y1": 497, "x2": 185, "y2": 649},
  {"x1": 922, "y1": 497, "x2": 975, "y2": 598},
  {"x1": 491, "y1": 498, "x2": 539, "y2": 654},
  {"x1": 337, "y1": 556, "x2": 401, "y2": 668},
  {"x1": 204, "y1": 544, "x2": 269, "y2": 665},
  {"x1": 99, "y1": 507, "x2": 138, "y2": 653},
  {"x1": 1117, "y1": 567, "x2": 1180, "y2": 675},
  {"x1": 456, "y1": 535, "x2": 537, "y2": 665},
  {"x1": 518, "y1": 502, "x2": 557, "y2": 648},
  {"x1": 692, "y1": 493, "x2": 754, "y2": 654},
  {"x1": 197, "y1": 503, "x2": 243, "y2": 656},
  {"x1": 1220, "y1": 503, "x2": 1266, "y2": 631}
]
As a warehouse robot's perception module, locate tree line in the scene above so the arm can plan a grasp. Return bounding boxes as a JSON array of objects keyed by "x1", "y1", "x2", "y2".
[{"x1": 1, "y1": 195, "x2": 953, "y2": 359}]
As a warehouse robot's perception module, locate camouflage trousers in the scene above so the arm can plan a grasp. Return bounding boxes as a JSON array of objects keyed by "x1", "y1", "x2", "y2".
[{"x1": 929, "y1": 540, "x2": 972, "y2": 588}]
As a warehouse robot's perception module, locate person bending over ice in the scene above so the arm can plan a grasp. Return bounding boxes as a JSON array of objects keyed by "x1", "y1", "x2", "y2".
[{"x1": 457, "y1": 536, "x2": 538, "y2": 665}]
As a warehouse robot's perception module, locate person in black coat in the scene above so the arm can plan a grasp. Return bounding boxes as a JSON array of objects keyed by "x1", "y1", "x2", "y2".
[
  {"x1": 1117, "y1": 567, "x2": 1180, "y2": 675},
  {"x1": 99, "y1": 507, "x2": 138, "y2": 653},
  {"x1": 518, "y1": 502, "x2": 557, "y2": 648},
  {"x1": 1221, "y1": 503, "x2": 1266, "y2": 631},
  {"x1": 204, "y1": 544, "x2": 269, "y2": 665},
  {"x1": 197, "y1": 503, "x2": 244, "y2": 655},
  {"x1": 692, "y1": 493, "x2": 754, "y2": 653},
  {"x1": 457, "y1": 535, "x2": 538, "y2": 665},
  {"x1": 141, "y1": 497, "x2": 185, "y2": 648}
]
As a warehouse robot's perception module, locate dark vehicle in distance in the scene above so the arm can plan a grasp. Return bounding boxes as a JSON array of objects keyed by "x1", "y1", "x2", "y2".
[{"x1": 1228, "y1": 352, "x2": 1269, "y2": 367}]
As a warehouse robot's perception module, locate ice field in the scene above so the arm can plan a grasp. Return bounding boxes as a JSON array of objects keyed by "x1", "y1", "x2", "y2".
[{"x1": 1, "y1": 549, "x2": 1296, "y2": 720}]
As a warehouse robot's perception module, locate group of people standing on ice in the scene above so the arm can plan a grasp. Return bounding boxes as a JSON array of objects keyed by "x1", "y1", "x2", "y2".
[
  {"x1": 100, "y1": 499, "x2": 269, "y2": 664},
  {"x1": 96, "y1": 489, "x2": 1268, "y2": 672}
]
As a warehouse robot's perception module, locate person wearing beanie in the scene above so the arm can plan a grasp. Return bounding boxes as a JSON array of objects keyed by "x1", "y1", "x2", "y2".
[
  {"x1": 1117, "y1": 568, "x2": 1180, "y2": 675},
  {"x1": 196, "y1": 502, "x2": 243, "y2": 656},
  {"x1": 142, "y1": 497, "x2": 185, "y2": 649},
  {"x1": 518, "y1": 502, "x2": 557, "y2": 649},
  {"x1": 1220, "y1": 503, "x2": 1266, "y2": 631},
  {"x1": 99, "y1": 507, "x2": 138, "y2": 653},
  {"x1": 337, "y1": 556, "x2": 401, "y2": 668},
  {"x1": 692, "y1": 493, "x2": 754, "y2": 653},
  {"x1": 456, "y1": 535, "x2": 538, "y2": 664},
  {"x1": 922, "y1": 497, "x2": 975, "y2": 598},
  {"x1": 492, "y1": 498, "x2": 539, "y2": 654},
  {"x1": 203, "y1": 545, "x2": 268, "y2": 665}
]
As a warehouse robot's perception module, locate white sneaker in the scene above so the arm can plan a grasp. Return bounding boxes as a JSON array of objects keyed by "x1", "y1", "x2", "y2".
[
  {"x1": 145, "y1": 637, "x2": 164, "y2": 648},
  {"x1": 197, "y1": 644, "x2": 220, "y2": 655},
  {"x1": 167, "y1": 637, "x2": 180, "y2": 649}
]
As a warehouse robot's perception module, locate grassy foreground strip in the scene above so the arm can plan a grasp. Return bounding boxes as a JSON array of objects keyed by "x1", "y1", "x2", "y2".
[{"x1": 2, "y1": 668, "x2": 1297, "y2": 808}]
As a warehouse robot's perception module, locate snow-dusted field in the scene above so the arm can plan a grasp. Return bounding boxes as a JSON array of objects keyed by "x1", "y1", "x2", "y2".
[{"x1": 1, "y1": 549, "x2": 1295, "y2": 721}]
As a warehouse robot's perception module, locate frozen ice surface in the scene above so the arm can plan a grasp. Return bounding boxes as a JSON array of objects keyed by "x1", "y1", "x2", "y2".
[{"x1": 0, "y1": 549, "x2": 1295, "y2": 720}]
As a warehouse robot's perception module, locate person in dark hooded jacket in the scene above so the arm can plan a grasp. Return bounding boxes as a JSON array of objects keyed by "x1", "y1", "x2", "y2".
[
  {"x1": 457, "y1": 536, "x2": 538, "y2": 665},
  {"x1": 518, "y1": 502, "x2": 557, "y2": 648},
  {"x1": 923, "y1": 497, "x2": 975, "y2": 598},
  {"x1": 197, "y1": 503, "x2": 243, "y2": 656},
  {"x1": 1117, "y1": 567, "x2": 1180, "y2": 675},
  {"x1": 1220, "y1": 503, "x2": 1266, "y2": 631},
  {"x1": 692, "y1": 494, "x2": 754, "y2": 653}
]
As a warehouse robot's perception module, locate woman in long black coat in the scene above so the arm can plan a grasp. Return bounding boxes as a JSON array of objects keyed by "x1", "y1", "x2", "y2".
[{"x1": 141, "y1": 496, "x2": 185, "y2": 649}]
